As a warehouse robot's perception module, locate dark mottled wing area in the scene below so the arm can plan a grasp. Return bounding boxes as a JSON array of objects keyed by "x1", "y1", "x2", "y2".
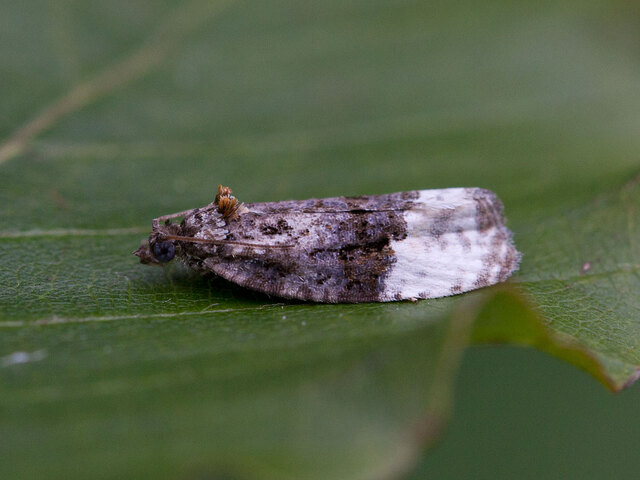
[
  {"x1": 199, "y1": 192, "x2": 419, "y2": 302},
  {"x1": 247, "y1": 191, "x2": 421, "y2": 214}
]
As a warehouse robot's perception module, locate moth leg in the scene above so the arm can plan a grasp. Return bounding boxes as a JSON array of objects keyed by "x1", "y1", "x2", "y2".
[{"x1": 152, "y1": 208, "x2": 198, "y2": 228}]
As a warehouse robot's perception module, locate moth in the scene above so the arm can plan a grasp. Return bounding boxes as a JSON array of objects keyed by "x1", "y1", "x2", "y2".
[{"x1": 134, "y1": 185, "x2": 520, "y2": 303}]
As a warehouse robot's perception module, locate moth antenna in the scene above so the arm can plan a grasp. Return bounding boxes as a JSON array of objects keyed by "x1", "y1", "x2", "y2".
[
  {"x1": 152, "y1": 208, "x2": 199, "y2": 228},
  {"x1": 161, "y1": 234, "x2": 294, "y2": 249}
]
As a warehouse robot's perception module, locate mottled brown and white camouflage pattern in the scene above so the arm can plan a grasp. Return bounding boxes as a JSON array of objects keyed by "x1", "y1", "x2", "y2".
[{"x1": 135, "y1": 187, "x2": 520, "y2": 302}]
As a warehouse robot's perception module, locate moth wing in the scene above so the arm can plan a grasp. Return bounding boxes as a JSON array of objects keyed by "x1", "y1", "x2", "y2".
[
  {"x1": 198, "y1": 188, "x2": 519, "y2": 302},
  {"x1": 244, "y1": 190, "x2": 419, "y2": 214},
  {"x1": 381, "y1": 188, "x2": 520, "y2": 300}
]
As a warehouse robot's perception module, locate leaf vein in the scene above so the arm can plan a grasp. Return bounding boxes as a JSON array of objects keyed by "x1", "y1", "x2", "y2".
[
  {"x1": 0, "y1": 304, "x2": 286, "y2": 328},
  {"x1": 0, "y1": 0, "x2": 234, "y2": 165}
]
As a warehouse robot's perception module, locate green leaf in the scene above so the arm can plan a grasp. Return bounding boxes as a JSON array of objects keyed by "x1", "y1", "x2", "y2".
[
  {"x1": 473, "y1": 180, "x2": 640, "y2": 390},
  {"x1": 2, "y1": 0, "x2": 640, "y2": 478}
]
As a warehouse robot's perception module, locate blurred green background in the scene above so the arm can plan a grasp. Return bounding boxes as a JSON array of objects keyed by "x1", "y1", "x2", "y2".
[
  {"x1": 410, "y1": 346, "x2": 640, "y2": 479},
  {"x1": 2, "y1": 0, "x2": 640, "y2": 478}
]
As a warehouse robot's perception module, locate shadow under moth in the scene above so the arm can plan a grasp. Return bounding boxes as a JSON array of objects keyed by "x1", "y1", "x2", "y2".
[{"x1": 135, "y1": 185, "x2": 520, "y2": 303}]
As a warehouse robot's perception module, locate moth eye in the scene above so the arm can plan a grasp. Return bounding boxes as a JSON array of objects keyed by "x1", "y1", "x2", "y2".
[{"x1": 152, "y1": 241, "x2": 175, "y2": 263}]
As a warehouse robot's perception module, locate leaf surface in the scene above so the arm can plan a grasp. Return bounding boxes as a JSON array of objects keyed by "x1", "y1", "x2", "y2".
[{"x1": 2, "y1": 0, "x2": 640, "y2": 478}]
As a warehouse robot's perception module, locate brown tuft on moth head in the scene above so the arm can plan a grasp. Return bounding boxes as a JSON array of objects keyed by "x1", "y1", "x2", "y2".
[
  {"x1": 215, "y1": 184, "x2": 241, "y2": 220},
  {"x1": 214, "y1": 185, "x2": 233, "y2": 203},
  {"x1": 218, "y1": 196, "x2": 240, "y2": 219}
]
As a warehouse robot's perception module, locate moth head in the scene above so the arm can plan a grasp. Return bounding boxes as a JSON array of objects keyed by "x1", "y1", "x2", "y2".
[
  {"x1": 134, "y1": 239, "x2": 178, "y2": 264},
  {"x1": 134, "y1": 220, "x2": 182, "y2": 265},
  {"x1": 134, "y1": 239, "x2": 178, "y2": 265}
]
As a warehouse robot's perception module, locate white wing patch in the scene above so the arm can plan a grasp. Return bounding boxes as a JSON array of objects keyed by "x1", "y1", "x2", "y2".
[{"x1": 383, "y1": 188, "x2": 520, "y2": 300}]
